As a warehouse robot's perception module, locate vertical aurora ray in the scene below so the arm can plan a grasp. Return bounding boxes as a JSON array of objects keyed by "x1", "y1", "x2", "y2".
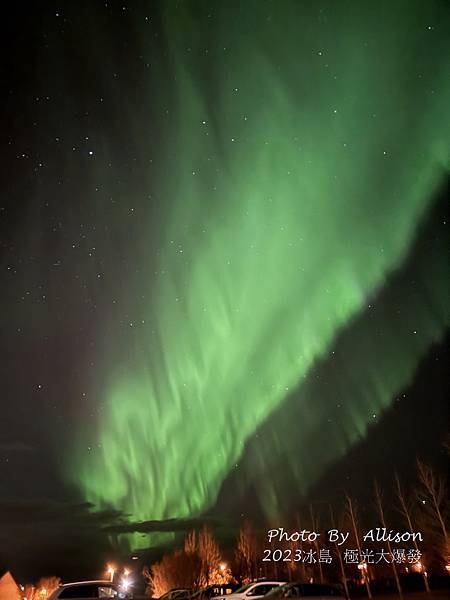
[
  {"x1": 226, "y1": 199, "x2": 450, "y2": 520},
  {"x1": 74, "y1": 1, "x2": 449, "y2": 548}
]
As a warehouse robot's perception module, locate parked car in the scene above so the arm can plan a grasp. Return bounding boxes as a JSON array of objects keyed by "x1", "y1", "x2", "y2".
[
  {"x1": 264, "y1": 584, "x2": 346, "y2": 600},
  {"x1": 190, "y1": 585, "x2": 240, "y2": 600},
  {"x1": 158, "y1": 591, "x2": 191, "y2": 600},
  {"x1": 215, "y1": 581, "x2": 286, "y2": 600},
  {"x1": 49, "y1": 581, "x2": 131, "y2": 600}
]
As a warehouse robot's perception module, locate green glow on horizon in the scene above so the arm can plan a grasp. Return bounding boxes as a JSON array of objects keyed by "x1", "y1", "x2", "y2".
[{"x1": 73, "y1": 1, "x2": 449, "y2": 549}]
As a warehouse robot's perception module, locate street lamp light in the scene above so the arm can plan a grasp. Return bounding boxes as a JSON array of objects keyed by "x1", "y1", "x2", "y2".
[
  {"x1": 107, "y1": 565, "x2": 116, "y2": 582},
  {"x1": 121, "y1": 577, "x2": 132, "y2": 593},
  {"x1": 412, "y1": 561, "x2": 423, "y2": 573}
]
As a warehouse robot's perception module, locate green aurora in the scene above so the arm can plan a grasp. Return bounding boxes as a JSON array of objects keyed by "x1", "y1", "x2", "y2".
[{"x1": 74, "y1": 1, "x2": 450, "y2": 549}]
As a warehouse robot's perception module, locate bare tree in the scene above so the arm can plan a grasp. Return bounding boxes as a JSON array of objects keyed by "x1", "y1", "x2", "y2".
[
  {"x1": 185, "y1": 529, "x2": 198, "y2": 555},
  {"x1": 235, "y1": 521, "x2": 257, "y2": 583},
  {"x1": 345, "y1": 493, "x2": 372, "y2": 599},
  {"x1": 394, "y1": 472, "x2": 430, "y2": 592},
  {"x1": 416, "y1": 460, "x2": 448, "y2": 540},
  {"x1": 329, "y1": 504, "x2": 349, "y2": 599},
  {"x1": 374, "y1": 481, "x2": 402, "y2": 598},
  {"x1": 285, "y1": 535, "x2": 299, "y2": 582},
  {"x1": 199, "y1": 525, "x2": 230, "y2": 586},
  {"x1": 35, "y1": 578, "x2": 61, "y2": 600},
  {"x1": 416, "y1": 460, "x2": 449, "y2": 568},
  {"x1": 309, "y1": 504, "x2": 324, "y2": 584},
  {"x1": 295, "y1": 513, "x2": 307, "y2": 583},
  {"x1": 144, "y1": 549, "x2": 201, "y2": 596},
  {"x1": 21, "y1": 578, "x2": 61, "y2": 600}
]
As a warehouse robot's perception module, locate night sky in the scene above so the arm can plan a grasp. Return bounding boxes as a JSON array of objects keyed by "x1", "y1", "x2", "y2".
[{"x1": 0, "y1": 0, "x2": 449, "y2": 582}]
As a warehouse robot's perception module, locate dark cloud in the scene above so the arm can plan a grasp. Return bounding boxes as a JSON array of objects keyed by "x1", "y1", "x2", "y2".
[
  {"x1": 103, "y1": 515, "x2": 227, "y2": 535},
  {"x1": 0, "y1": 501, "x2": 233, "y2": 582}
]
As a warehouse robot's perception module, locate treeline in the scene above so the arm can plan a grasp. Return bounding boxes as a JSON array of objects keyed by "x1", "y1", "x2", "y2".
[
  {"x1": 143, "y1": 527, "x2": 232, "y2": 597},
  {"x1": 144, "y1": 460, "x2": 449, "y2": 597},
  {"x1": 20, "y1": 577, "x2": 61, "y2": 600}
]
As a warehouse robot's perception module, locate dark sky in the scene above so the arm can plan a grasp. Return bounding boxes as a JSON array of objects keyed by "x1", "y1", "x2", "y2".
[{"x1": 0, "y1": 0, "x2": 449, "y2": 584}]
